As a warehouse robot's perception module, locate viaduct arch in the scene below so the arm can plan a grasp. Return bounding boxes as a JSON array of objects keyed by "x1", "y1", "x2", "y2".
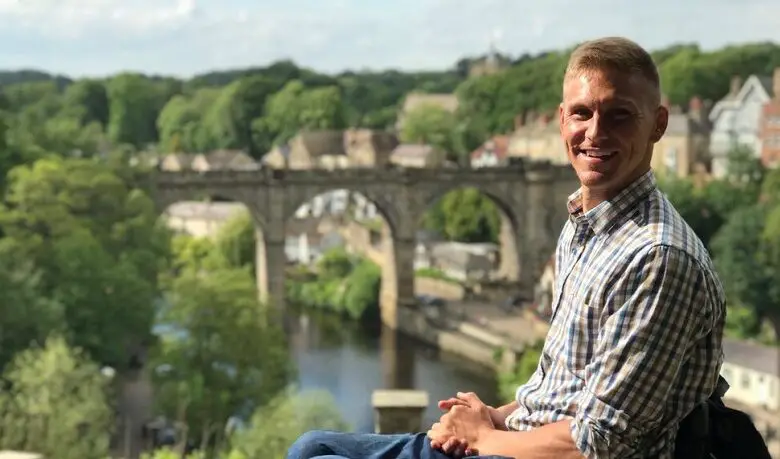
[{"x1": 152, "y1": 163, "x2": 579, "y2": 329}]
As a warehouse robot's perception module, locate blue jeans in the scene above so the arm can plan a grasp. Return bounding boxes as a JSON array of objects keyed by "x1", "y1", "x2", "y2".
[{"x1": 286, "y1": 430, "x2": 511, "y2": 459}]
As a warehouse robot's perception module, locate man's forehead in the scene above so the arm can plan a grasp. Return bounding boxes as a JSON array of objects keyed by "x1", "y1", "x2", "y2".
[{"x1": 562, "y1": 69, "x2": 655, "y2": 106}]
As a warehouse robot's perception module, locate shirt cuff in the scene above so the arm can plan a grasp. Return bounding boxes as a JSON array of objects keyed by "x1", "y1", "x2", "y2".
[{"x1": 570, "y1": 392, "x2": 644, "y2": 459}]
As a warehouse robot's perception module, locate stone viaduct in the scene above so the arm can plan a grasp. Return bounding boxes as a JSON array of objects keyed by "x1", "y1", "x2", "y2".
[{"x1": 152, "y1": 163, "x2": 579, "y2": 329}]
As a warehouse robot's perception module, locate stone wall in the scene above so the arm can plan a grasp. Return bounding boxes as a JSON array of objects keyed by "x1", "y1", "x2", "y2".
[{"x1": 414, "y1": 277, "x2": 465, "y2": 301}]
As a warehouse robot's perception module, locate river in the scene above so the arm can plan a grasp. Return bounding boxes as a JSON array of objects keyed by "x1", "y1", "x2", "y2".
[{"x1": 285, "y1": 307, "x2": 501, "y2": 433}]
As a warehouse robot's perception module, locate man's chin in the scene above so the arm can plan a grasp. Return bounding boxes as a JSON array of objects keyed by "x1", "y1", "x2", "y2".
[{"x1": 576, "y1": 170, "x2": 611, "y2": 188}]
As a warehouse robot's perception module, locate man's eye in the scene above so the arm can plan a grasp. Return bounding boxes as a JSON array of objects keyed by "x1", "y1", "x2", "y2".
[
  {"x1": 571, "y1": 110, "x2": 590, "y2": 120},
  {"x1": 611, "y1": 110, "x2": 632, "y2": 121}
]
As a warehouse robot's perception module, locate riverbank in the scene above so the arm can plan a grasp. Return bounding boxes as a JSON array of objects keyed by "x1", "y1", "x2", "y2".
[{"x1": 396, "y1": 302, "x2": 548, "y2": 373}]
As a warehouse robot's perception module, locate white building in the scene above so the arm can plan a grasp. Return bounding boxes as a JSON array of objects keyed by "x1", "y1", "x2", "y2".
[{"x1": 720, "y1": 338, "x2": 780, "y2": 411}]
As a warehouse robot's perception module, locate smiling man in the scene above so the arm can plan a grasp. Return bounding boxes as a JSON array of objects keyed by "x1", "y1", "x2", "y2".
[{"x1": 286, "y1": 37, "x2": 726, "y2": 459}]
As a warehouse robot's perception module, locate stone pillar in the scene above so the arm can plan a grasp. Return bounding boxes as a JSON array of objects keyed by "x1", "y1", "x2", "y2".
[
  {"x1": 255, "y1": 227, "x2": 287, "y2": 310},
  {"x1": 371, "y1": 390, "x2": 429, "y2": 434},
  {"x1": 523, "y1": 172, "x2": 557, "y2": 291},
  {"x1": 380, "y1": 324, "x2": 415, "y2": 389},
  {"x1": 496, "y1": 212, "x2": 521, "y2": 282},
  {"x1": 380, "y1": 224, "x2": 416, "y2": 329}
]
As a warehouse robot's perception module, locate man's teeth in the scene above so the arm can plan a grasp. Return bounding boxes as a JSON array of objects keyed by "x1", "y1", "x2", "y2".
[{"x1": 584, "y1": 150, "x2": 614, "y2": 157}]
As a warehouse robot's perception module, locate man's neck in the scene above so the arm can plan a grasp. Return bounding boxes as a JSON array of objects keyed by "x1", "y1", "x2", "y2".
[
  {"x1": 580, "y1": 167, "x2": 651, "y2": 213},
  {"x1": 580, "y1": 188, "x2": 608, "y2": 213}
]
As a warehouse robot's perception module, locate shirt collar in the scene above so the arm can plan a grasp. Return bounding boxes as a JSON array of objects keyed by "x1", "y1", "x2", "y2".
[{"x1": 566, "y1": 170, "x2": 657, "y2": 235}]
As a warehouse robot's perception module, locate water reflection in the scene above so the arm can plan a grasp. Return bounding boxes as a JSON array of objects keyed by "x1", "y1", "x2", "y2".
[{"x1": 286, "y1": 307, "x2": 500, "y2": 432}]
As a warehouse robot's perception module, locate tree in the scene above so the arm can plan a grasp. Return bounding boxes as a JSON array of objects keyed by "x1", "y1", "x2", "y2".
[
  {"x1": 0, "y1": 157, "x2": 169, "y2": 368},
  {"x1": 0, "y1": 336, "x2": 114, "y2": 459},
  {"x1": 229, "y1": 390, "x2": 350, "y2": 459},
  {"x1": 497, "y1": 341, "x2": 543, "y2": 402},
  {"x1": 342, "y1": 260, "x2": 381, "y2": 321},
  {"x1": 61, "y1": 79, "x2": 109, "y2": 127},
  {"x1": 264, "y1": 81, "x2": 347, "y2": 146},
  {"x1": 214, "y1": 210, "x2": 256, "y2": 271},
  {"x1": 151, "y1": 267, "x2": 294, "y2": 452},
  {"x1": 400, "y1": 104, "x2": 458, "y2": 157},
  {"x1": 107, "y1": 73, "x2": 174, "y2": 147},
  {"x1": 710, "y1": 205, "x2": 780, "y2": 340},
  {"x1": 658, "y1": 177, "x2": 723, "y2": 248},
  {"x1": 423, "y1": 188, "x2": 500, "y2": 243},
  {"x1": 0, "y1": 240, "x2": 63, "y2": 370}
]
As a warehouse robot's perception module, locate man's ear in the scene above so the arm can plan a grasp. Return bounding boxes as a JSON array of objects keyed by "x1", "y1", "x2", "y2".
[
  {"x1": 558, "y1": 103, "x2": 565, "y2": 137},
  {"x1": 650, "y1": 105, "x2": 669, "y2": 143}
]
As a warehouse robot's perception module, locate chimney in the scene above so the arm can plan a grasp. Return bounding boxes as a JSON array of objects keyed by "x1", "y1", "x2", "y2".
[
  {"x1": 774, "y1": 67, "x2": 780, "y2": 99},
  {"x1": 730, "y1": 75, "x2": 742, "y2": 96}
]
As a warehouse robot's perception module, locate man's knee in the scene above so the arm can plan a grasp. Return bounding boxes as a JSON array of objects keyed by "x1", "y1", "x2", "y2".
[{"x1": 287, "y1": 429, "x2": 341, "y2": 459}]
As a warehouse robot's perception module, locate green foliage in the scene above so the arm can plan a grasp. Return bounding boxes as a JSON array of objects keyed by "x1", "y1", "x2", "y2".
[
  {"x1": 214, "y1": 209, "x2": 256, "y2": 271},
  {"x1": 229, "y1": 389, "x2": 350, "y2": 459},
  {"x1": 151, "y1": 266, "x2": 294, "y2": 450},
  {"x1": 423, "y1": 188, "x2": 500, "y2": 243},
  {"x1": 0, "y1": 336, "x2": 114, "y2": 459},
  {"x1": 400, "y1": 104, "x2": 459, "y2": 158},
  {"x1": 497, "y1": 341, "x2": 544, "y2": 402},
  {"x1": 0, "y1": 239, "x2": 63, "y2": 370},
  {"x1": 0, "y1": 156, "x2": 169, "y2": 369},
  {"x1": 415, "y1": 267, "x2": 460, "y2": 285},
  {"x1": 287, "y1": 248, "x2": 381, "y2": 320}
]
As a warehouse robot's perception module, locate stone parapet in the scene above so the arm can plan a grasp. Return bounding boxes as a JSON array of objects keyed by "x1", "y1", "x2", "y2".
[{"x1": 371, "y1": 390, "x2": 429, "y2": 434}]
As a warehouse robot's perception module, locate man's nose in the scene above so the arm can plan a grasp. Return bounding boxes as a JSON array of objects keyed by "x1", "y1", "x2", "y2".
[{"x1": 585, "y1": 115, "x2": 607, "y2": 142}]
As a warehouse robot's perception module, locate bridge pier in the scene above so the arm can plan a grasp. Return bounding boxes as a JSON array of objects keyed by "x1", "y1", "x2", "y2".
[
  {"x1": 380, "y1": 232, "x2": 416, "y2": 330},
  {"x1": 255, "y1": 229, "x2": 287, "y2": 310},
  {"x1": 380, "y1": 325, "x2": 415, "y2": 389},
  {"x1": 496, "y1": 212, "x2": 520, "y2": 282}
]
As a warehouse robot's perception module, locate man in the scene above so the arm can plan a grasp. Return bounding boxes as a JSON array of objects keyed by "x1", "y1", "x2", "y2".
[{"x1": 286, "y1": 36, "x2": 725, "y2": 459}]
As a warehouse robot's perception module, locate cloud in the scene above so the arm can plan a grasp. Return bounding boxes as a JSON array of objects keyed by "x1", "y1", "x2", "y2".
[
  {"x1": 0, "y1": 0, "x2": 776, "y2": 77},
  {"x1": 0, "y1": 0, "x2": 197, "y2": 37}
]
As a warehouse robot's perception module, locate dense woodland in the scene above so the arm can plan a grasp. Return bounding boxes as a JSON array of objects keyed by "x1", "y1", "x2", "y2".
[{"x1": 0, "y1": 41, "x2": 778, "y2": 458}]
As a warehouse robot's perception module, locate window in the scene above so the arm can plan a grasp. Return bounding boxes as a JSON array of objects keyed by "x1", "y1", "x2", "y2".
[{"x1": 742, "y1": 372, "x2": 751, "y2": 389}]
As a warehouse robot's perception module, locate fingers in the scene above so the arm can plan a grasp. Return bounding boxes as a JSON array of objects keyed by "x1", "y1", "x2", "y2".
[
  {"x1": 437, "y1": 397, "x2": 469, "y2": 411},
  {"x1": 456, "y1": 391, "x2": 482, "y2": 405}
]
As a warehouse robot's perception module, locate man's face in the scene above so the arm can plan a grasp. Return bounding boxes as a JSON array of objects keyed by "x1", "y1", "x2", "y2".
[{"x1": 559, "y1": 68, "x2": 667, "y2": 195}]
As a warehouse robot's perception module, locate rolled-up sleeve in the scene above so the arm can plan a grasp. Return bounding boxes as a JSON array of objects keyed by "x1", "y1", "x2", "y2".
[{"x1": 570, "y1": 245, "x2": 718, "y2": 458}]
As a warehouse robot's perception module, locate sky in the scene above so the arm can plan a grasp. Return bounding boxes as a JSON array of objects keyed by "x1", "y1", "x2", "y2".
[{"x1": 0, "y1": 0, "x2": 778, "y2": 79}]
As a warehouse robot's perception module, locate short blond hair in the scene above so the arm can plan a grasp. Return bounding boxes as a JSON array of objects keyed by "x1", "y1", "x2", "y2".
[{"x1": 565, "y1": 37, "x2": 660, "y2": 104}]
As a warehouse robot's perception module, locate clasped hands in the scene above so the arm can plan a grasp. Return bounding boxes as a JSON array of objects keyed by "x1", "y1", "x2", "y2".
[{"x1": 426, "y1": 392, "x2": 497, "y2": 458}]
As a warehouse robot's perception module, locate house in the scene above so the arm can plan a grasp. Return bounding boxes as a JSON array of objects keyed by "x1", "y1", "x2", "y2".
[
  {"x1": 428, "y1": 242, "x2": 499, "y2": 281},
  {"x1": 293, "y1": 190, "x2": 351, "y2": 219},
  {"x1": 390, "y1": 144, "x2": 448, "y2": 168},
  {"x1": 285, "y1": 130, "x2": 350, "y2": 170},
  {"x1": 507, "y1": 113, "x2": 568, "y2": 164},
  {"x1": 759, "y1": 68, "x2": 780, "y2": 168},
  {"x1": 163, "y1": 201, "x2": 248, "y2": 238},
  {"x1": 709, "y1": 74, "x2": 776, "y2": 178},
  {"x1": 470, "y1": 135, "x2": 510, "y2": 168},
  {"x1": 285, "y1": 217, "x2": 323, "y2": 265},
  {"x1": 651, "y1": 97, "x2": 712, "y2": 178},
  {"x1": 263, "y1": 144, "x2": 290, "y2": 169},
  {"x1": 397, "y1": 93, "x2": 459, "y2": 131},
  {"x1": 414, "y1": 229, "x2": 446, "y2": 270},
  {"x1": 720, "y1": 338, "x2": 780, "y2": 411},
  {"x1": 159, "y1": 153, "x2": 194, "y2": 171},
  {"x1": 344, "y1": 128, "x2": 399, "y2": 168},
  {"x1": 191, "y1": 150, "x2": 258, "y2": 171}
]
